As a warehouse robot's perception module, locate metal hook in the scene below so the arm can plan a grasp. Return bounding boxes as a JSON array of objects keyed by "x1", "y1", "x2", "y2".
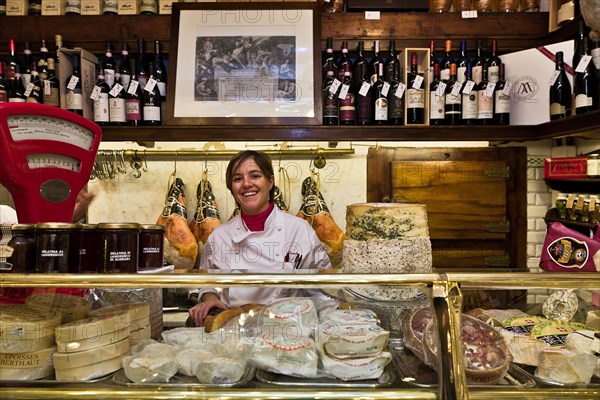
[
  {"x1": 142, "y1": 150, "x2": 148, "y2": 172},
  {"x1": 130, "y1": 156, "x2": 143, "y2": 179}
]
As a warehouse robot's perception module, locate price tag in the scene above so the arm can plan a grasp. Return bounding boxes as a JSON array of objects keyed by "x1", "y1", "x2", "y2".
[
  {"x1": 502, "y1": 81, "x2": 513, "y2": 96},
  {"x1": 451, "y1": 82, "x2": 461, "y2": 97},
  {"x1": 484, "y1": 82, "x2": 496, "y2": 98},
  {"x1": 67, "y1": 76, "x2": 79, "y2": 91},
  {"x1": 145, "y1": 77, "x2": 157, "y2": 93},
  {"x1": 395, "y1": 82, "x2": 406, "y2": 98},
  {"x1": 435, "y1": 81, "x2": 447, "y2": 97},
  {"x1": 330, "y1": 78, "x2": 342, "y2": 94},
  {"x1": 109, "y1": 83, "x2": 123, "y2": 97},
  {"x1": 127, "y1": 80, "x2": 139, "y2": 95},
  {"x1": 90, "y1": 86, "x2": 102, "y2": 101},
  {"x1": 365, "y1": 11, "x2": 380, "y2": 20},
  {"x1": 24, "y1": 83, "x2": 34, "y2": 97},
  {"x1": 358, "y1": 81, "x2": 370, "y2": 96},
  {"x1": 43, "y1": 80, "x2": 51, "y2": 96},
  {"x1": 549, "y1": 70, "x2": 561, "y2": 86},
  {"x1": 412, "y1": 75, "x2": 424, "y2": 89},
  {"x1": 461, "y1": 10, "x2": 478, "y2": 18},
  {"x1": 575, "y1": 55, "x2": 592, "y2": 73},
  {"x1": 462, "y1": 80, "x2": 475, "y2": 95},
  {"x1": 382, "y1": 81, "x2": 390, "y2": 97},
  {"x1": 338, "y1": 83, "x2": 349, "y2": 99}
]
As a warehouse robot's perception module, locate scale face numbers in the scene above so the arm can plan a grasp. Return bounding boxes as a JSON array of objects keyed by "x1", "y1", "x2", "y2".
[
  {"x1": 7, "y1": 114, "x2": 94, "y2": 150},
  {"x1": 27, "y1": 154, "x2": 81, "y2": 172}
]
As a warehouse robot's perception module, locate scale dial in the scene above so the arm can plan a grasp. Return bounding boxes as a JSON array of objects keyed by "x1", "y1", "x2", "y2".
[
  {"x1": 26, "y1": 154, "x2": 81, "y2": 172},
  {"x1": 7, "y1": 114, "x2": 94, "y2": 150}
]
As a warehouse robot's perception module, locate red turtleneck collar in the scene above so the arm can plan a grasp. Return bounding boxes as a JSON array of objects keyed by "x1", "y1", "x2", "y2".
[{"x1": 241, "y1": 202, "x2": 275, "y2": 232}]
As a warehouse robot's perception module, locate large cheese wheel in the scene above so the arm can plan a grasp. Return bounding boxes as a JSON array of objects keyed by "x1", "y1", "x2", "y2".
[
  {"x1": 25, "y1": 293, "x2": 91, "y2": 324},
  {"x1": 318, "y1": 323, "x2": 389, "y2": 359},
  {"x1": 321, "y1": 350, "x2": 392, "y2": 381},
  {"x1": 88, "y1": 303, "x2": 150, "y2": 322},
  {"x1": 345, "y1": 203, "x2": 429, "y2": 240},
  {"x1": 54, "y1": 354, "x2": 123, "y2": 381},
  {"x1": 55, "y1": 312, "x2": 131, "y2": 343},
  {"x1": 0, "y1": 305, "x2": 61, "y2": 353},
  {"x1": 56, "y1": 326, "x2": 131, "y2": 353},
  {"x1": 53, "y1": 338, "x2": 130, "y2": 370},
  {"x1": 0, "y1": 345, "x2": 56, "y2": 380}
]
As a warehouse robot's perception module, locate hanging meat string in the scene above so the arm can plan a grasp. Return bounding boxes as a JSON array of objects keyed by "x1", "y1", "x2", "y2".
[
  {"x1": 296, "y1": 173, "x2": 345, "y2": 267},
  {"x1": 189, "y1": 172, "x2": 222, "y2": 256},
  {"x1": 156, "y1": 176, "x2": 198, "y2": 269}
]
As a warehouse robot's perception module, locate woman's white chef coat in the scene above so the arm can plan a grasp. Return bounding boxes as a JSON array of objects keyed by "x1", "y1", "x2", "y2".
[{"x1": 198, "y1": 206, "x2": 332, "y2": 307}]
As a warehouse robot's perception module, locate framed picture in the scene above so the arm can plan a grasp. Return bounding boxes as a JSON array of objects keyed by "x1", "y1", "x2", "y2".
[{"x1": 165, "y1": 2, "x2": 321, "y2": 126}]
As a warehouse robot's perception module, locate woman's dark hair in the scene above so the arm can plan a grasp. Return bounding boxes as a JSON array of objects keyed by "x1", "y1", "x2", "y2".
[{"x1": 225, "y1": 150, "x2": 275, "y2": 201}]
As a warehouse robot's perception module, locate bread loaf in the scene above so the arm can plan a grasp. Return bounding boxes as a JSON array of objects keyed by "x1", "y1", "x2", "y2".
[{"x1": 203, "y1": 304, "x2": 263, "y2": 333}]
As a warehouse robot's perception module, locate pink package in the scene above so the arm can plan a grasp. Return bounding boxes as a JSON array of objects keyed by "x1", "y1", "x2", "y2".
[{"x1": 539, "y1": 222, "x2": 600, "y2": 272}]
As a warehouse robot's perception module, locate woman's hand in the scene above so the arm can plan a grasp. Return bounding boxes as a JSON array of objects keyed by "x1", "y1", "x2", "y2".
[{"x1": 188, "y1": 292, "x2": 228, "y2": 327}]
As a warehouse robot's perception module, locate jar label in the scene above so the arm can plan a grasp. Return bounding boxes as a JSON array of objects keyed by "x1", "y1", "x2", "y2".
[
  {"x1": 109, "y1": 251, "x2": 132, "y2": 262},
  {"x1": 40, "y1": 249, "x2": 65, "y2": 258},
  {"x1": 143, "y1": 247, "x2": 161, "y2": 254}
]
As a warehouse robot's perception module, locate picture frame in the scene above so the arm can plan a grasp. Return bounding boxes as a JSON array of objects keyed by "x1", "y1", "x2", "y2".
[{"x1": 165, "y1": 2, "x2": 322, "y2": 126}]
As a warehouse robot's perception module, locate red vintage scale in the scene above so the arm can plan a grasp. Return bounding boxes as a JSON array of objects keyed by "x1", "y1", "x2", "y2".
[{"x1": 0, "y1": 103, "x2": 102, "y2": 224}]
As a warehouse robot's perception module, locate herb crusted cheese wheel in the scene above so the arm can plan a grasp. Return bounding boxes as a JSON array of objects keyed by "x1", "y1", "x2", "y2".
[{"x1": 345, "y1": 203, "x2": 429, "y2": 241}]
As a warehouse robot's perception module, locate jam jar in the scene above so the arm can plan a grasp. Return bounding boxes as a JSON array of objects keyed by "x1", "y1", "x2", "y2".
[
  {"x1": 138, "y1": 224, "x2": 165, "y2": 271},
  {"x1": 78, "y1": 224, "x2": 101, "y2": 273},
  {"x1": 2, "y1": 224, "x2": 37, "y2": 273},
  {"x1": 35, "y1": 223, "x2": 81, "y2": 273},
  {"x1": 98, "y1": 223, "x2": 140, "y2": 273}
]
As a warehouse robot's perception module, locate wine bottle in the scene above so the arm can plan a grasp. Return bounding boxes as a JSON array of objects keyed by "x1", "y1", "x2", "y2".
[
  {"x1": 337, "y1": 40, "x2": 350, "y2": 82},
  {"x1": 37, "y1": 40, "x2": 49, "y2": 81},
  {"x1": 457, "y1": 40, "x2": 469, "y2": 84},
  {"x1": 126, "y1": 73, "x2": 143, "y2": 126},
  {"x1": 549, "y1": 51, "x2": 572, "y2": 120},
  {"x1": 119, "y1": 42, "x2": 132, "y2": 91},
  {"x1": 406, "y1": 53, "x2": 425, "y2": 124},
  {"x1": 43, "y1": 58, "x2": 60, "y2": 107},
  {"x1": 487, "y1": 40, "x2": 501, "y2": 84},
  {"x1": 8, "y1": 72, "x2": 26, "y2": 102},
  {"x1": 476, "y1": 65, "x2": 494, "y2": 124},
  {"x1": 369, "y1": 40, "x2": 383, "y2": 85},
  {"x1": 136, "y1": 38, "x2": 148, "y2": 90},
  {"x1": 0, "y1": 63, "x2": 8, "y2": 102},
  {"x1": 64, "y1": 0, "x2": 81, "y2": 15},
  {"x1": 153, "y1": 40, "x2": 167, "y2": 100},
  {"x1": 109, "y1": 67, "x2": 127, "y2": 125},
  {"x1": 25, "y1": 64, "x2": 43, "y2": 103},
  {"x1": 353, "y1": 41, "x2": 368, "y2": 84},
  {"x1": 323, "y1": 37, "x2": 337, "y2": 80},
  {"x1": 429, "y1": 40, "x2": 436, "y2": 85},
  {"x1": 322, "y1": 60, "x2": 339, "y2": 126},
  {"x1": 472, "y1": 39, "x2": 485, "y2": 84},
  {"x1": 92, "y1": 70, "x2": 110, "y2": 125},
  {"x1": 572, "y1": 19, "x2": 588, "y2": 73},
  {"x1": 445, "y1": 63, "x2": 462, "y2": 125},
  {"x1": 54, "y1": 35, "x2": 63, "y2": 66},
  {"x1": 142, "y1": 62, "x2": 162, "y2": 125},
  {"x1": 21, "y1": 42, "x2": 33, "y2": 88},
  {"x1": 354, "y1": 41, "x2": 373, "y2": 126},
  {"x1": 338, "y1": 63, "x2": 356, "y2": 125},
  {"x1": 102, "y1": 42, "x2": 116, "y2": 88},
  {"x1": 461, "y1": 63, "x2": 478, "y2": 125},
  {"x1": 7, "y1": 39, "x2": 20, "y2": 82},
  {"x1": 372, "y1": 62, "x2": 388, "y2": 125},
  {"x1": 140, "y1": 0, "x2": 158, "y2": 15},
  {"x1": 65, "y1": 54, "x2": 83, "y2": 115},
  {"x1": 429, "y1": 63, "x2": 445, "y2": 125},
  {"x1": 388, "y1": 61, "x2": 405, "y2": 125},
  {"x1": 493, "y1": 63, "x2": 510, "y2": 125},
  {"x1": 384, "y1": 40, "x2": 399, "y2": 83},
  {"x1": 440, "y1": 39, "x2": 453, "y2": 81},
  {"x1": 573, "y1": 37, "x2": 599, "y2": 115}
]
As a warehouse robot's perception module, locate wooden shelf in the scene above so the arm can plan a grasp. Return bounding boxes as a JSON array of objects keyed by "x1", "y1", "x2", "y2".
[{"x1": 544, "y1": 176, "x2": 600, "y2": 194}]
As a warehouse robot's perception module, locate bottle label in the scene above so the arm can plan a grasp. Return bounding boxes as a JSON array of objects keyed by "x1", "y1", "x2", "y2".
[
  {"x1": 462, "y1": 93, "x2": 478, "y2": 119},
  {"x1": 462, "y1": 80, "x2": 475, "y2": 95},
  {"x1": 575, "y1": 94, "x2": 593, "y2": 108},
  {"x1": 358, "y1": 82, "x2": 370, "y2": 97},
  {"x1": 457, "y1": 66, "x2": 467, "y2": 83},
  {"x1": 67, "y1": 76, "x2": 79, "y2": 91},
  {"x1": 356, "y1": 92, "x2": 372, "y2": 122},
  {"x1": 44, "y1": 88, "x2": 60, "y2": 107},
  {"x1": 157, "y1": 81, "x2": 167, "y2": 97},
  {"x1": 411, "y1": 75, "x2": 424, "y2": 89},
  {"x1": 339, "y1": 93, "x2": 356, "y2": 122},
  {"x1": 550, "y1": 102, "x2": 566, "y2": 116},
  {"x1": 440, "y1": 68, "x2": 450, "y2": 81},
  {"x1": 338, "y1": 84, "x2": 349, "y2": 100},
  {"x1": 109, "y1": 83, "x2": 123, "y2": 97},
  {"x1": 94, "y1": 94, "x2": 110, "y2": 122},
  {"x1": 24, "y1": 83, "x2": 34, "y2": 98},
  {"x1": 495, "y1": 92, "x2": 511, "y2": 113},
  {"x1": 323, "y1": 96, "x2": 338, "y2": 119},
  {"x1": 22, "y1": 74, "x2": 32, "y2": 88},
  {"x1": 575, "y1": 55, "x2": 592, "y2": 73},
  {"x1": 382, "y1": 82, "x2": 390, "y2": 97},
  {"x1": 389, "y1": 92, "x2": 404, "y2": 120},
  {"x1": 143, "y1": 105, "x2": 161, "y2": 122},
  {"x1": 395, "y1": 82, "x2": 406, "y2": 99},
  {"x1": 66, "y1": 92, "x2": 83, "y2": 110},
  {"x1": 374, "y1": 98, "x2": 388, "y2": 121},
  {"x1": 488, "y1": 66, "x2": 500, "y2": 83},
  {"x1": 126, "y1": 99, "x2": 141, "y2": 121},
  {"x1": 8, "y1": 98, "x2": 26, "y2": 103},
  {"x1": 109, "y1": 98, "x2": 126, "y2": 122},
  {"x1": 145, "y1": 78, "x2": 157, "y2": 93},
  {"x1": 407, "y1": 88, "x2": 425, "y2": 108},
  {"x1": 477, "y1": 91, "x2": 493, "y2": 119},
  {"x1": 127, "y1": 80, "x2": 139, "y2": 95},
  {"x1": 472, "y1": 66, "x2": 483, "y2": 84},
  {"x1": 121, "y1": 74, "x2": 131, "y2": 91},
  {"x1": 446, "y1": 92, "x2": 460, "y2": 105},
  {"x1": 430, "y1": 92, "x2": 445, "y2": 119},
  {"x1": 104, "y1": 69, "x2": 115, "y2": 89},
  {"x1": 435, "y1": 81, "x2": 447, "y2": 97}
]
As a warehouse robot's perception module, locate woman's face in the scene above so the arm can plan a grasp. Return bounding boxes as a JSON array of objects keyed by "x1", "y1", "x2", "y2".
[{"x1": 231, "y1": 157, "x2": 273, "y2": 216}]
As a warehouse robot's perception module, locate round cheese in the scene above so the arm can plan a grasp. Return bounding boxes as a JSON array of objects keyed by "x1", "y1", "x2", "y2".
[
  {"x1": 129, "y1": 324, "x2": 152, "y2": 346},
  {"x1": 345, "y1": 203, "x2": 429, "y2": 240},
  {"x1": 55, "y1": 312, "x2": 131, "y2": 343},
  {"x1": 252, "y1": 333, "x2": 318, "y2": 378},
  {"x1": 320, "y1": 309, "x2": 379, "y2": 326},
  {"x1": 53, "y1": 338, "x2": 130, "y2": 370},
  {"x1": 318, "y1": 323, "x2": 389, "y2": 359},
  {"x1": 56, "y1": 326, "x2": 131, "y2": 353},
  {"x1": 262, "y1": 298, "x2": 317, "y2": 338},
  {"x1": 88, "y1": 303, "x2": 150, "y2": 322},
  {"x1": 0, "y1": 305, "x2": 61, "y2": 354},
  {"x1": 0, "y1": 345, "x2": 56, "y2": 380},
  {"x1": 25, "y1": 293, "x2": 91, "y2": 323},
  {"x1": 321, "y1": 350, "x2": 392, "y2": 381},
  {"x1": 54, "y1": 354, "x2": 123, "y2": 381}
]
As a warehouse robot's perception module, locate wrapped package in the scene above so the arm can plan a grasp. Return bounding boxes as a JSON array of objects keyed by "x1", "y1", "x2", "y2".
[
  {"x1": 259, "y1": 297, "x2": 318, "y2": 339},
  {"x1": 317, "y1": 323, "x2": 389, "y2": 359},
  {"x1": 536, "y1": 346, "x2": 597, "y2": 384},
  {"x1": 122, "y1": 341, "x2": 179, "y2": 383},
  {"x1": 320, "y1": 351, "x2": 392, "y2": 381},
  {"x1": 250, "y1": 333, "x2": 319, "y2": 378}
]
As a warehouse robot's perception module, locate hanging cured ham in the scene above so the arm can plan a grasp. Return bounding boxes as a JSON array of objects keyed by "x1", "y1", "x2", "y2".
[
  {"x1": 189, "y1": 179, "x2": 222, "y2": 253},
  {"x1": 273, "y1": 185, "x2": 289, "y2": 212},
  {"x1": 296, "y1": 176, "x2": 345, "y2": 267},
  {"x1": 156, "y1": 178, "x2": 198, "y2": 269}
]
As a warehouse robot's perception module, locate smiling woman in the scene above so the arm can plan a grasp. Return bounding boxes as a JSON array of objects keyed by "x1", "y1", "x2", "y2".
[{"x1": 187, "y1": 150, "x2": 332, "y2": 327}]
